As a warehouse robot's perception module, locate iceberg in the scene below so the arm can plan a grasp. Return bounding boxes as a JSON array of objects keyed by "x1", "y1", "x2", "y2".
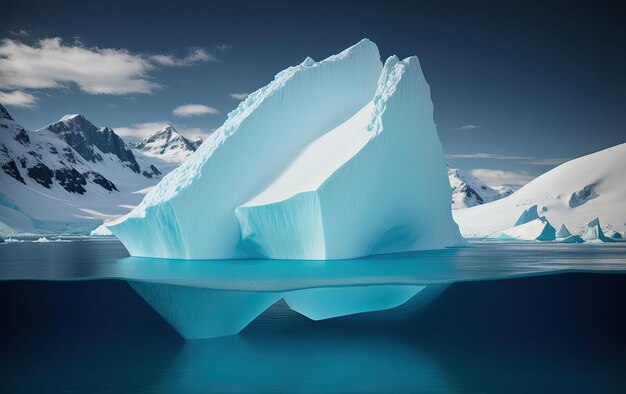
[
  {"x1": 108, "y1": 39, "x2": 463, "y2": 259},
  {"x1": 556, "y1": 223, "x2": 572, "y2": 238},
  {"x1": 491, "y1": 206, "x2": 556, "y2": 241},
  {"x1": 514, "y1": 205, "x2": 540, "y2": 226},
  {"x1": 609, "y1": 231, "x2": 622, "y2": 239},
  {"x1": 582, "y1": 218, "x2": 613, "y2": 242},
  {"x1": 495, "y1": 217, "x2": 556, "y2": 241},
  {"x1": 555, "y1": 223, "x2": 583, "y2": 243}
]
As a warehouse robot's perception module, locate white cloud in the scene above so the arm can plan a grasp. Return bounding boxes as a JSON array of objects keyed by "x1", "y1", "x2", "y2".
[
  {"x1": 229, "y1": 92, "x2": 249, "y2": 100},
  {"x1": 114, "y1": 121, "x2": 171, "y2": 138},
  {"x1": 151, "y1": 48, "x2": 215, "y2": 66},
  {"x1": 0, "y1": 38, "x2": 216, "y2": 96},
  {"x1": 172, "y1": 104, "x2": 220, "y2": 117},
  {"x1": 469, "y1": 169, "x2": 535, "y2": 187},
  {"x1": 0, "y1": 38, "x2": 158, "y2": 94},
  {"x1": 0, "y1": 90, "x2": 37, "y2": 107},
  {"x1": 456, "y1": 124, "x2": 481, "y2": 130},
  {"x1": 445, "y1": 153, "x2": 531, "y2": 160}
]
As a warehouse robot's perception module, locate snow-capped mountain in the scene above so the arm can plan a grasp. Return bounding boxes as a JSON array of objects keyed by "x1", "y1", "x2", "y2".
[
  {"x1": 448, "y1": 167, "x2": 518, "y2": 209},
  {"x1": 0, "y1": 104, "x2": 165, "y2": 236},
  {"x1": 453, "y1": 143, "x2": 626, "y2": 237},
  {"x1": 129, "y1": 125, "x2": 201, "y2": 163},
  {"x1": 127, "y1": 126, "x2": 203, "y2": 181}
]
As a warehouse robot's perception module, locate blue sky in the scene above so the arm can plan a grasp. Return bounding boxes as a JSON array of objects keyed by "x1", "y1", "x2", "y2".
[{"x1": 1, "y1": 0, "x2": 624, "y2": 185}]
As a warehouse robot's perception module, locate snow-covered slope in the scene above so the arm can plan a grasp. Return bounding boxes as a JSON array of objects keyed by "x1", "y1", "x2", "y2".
[
  {"x1": 453, "y1": 143, "x2": 626, "y2": 237},
  {"x1": 448, "y1": 167, "x2": 518, "y2": 209},
  {"x1": 0, "y1": 105, "x2": 163, "y2": 236},
  {"x1": 108, "y1": 39, "x2": 463, "y2": 260}
]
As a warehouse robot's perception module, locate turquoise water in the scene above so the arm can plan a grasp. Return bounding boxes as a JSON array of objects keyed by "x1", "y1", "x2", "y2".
[{"x1": 1, "y1": 239, "x2": 626, "y2": 392}]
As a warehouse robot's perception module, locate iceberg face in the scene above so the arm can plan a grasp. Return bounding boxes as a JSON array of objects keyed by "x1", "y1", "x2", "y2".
[
  {"x1": 514, "y1": 205, "x2": 540, "y2": 226},
  {"x1": 236, "y1": 56, "x2": 463, "y2": 259},
  {"x1": 109, "y1": 40, "x2": 463, "y2": 260}
]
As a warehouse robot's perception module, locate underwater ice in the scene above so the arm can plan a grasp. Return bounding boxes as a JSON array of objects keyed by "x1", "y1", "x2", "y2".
[
  {"x1": 108, "y1": 39, "x2": 463, "y2": 259},
  {"x1": 129, "y1": 281, "x2": 430, "y2": 339}
]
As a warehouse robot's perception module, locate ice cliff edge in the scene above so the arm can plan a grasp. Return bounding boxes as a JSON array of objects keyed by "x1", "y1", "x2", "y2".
[{"x1": 108, "y1": 39, "x2": 464, "y2": 259}]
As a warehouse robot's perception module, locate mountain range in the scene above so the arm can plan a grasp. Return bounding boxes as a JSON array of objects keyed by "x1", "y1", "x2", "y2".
[{"x1": 0, "y1": 104, "x2": 201, "y2": 236}]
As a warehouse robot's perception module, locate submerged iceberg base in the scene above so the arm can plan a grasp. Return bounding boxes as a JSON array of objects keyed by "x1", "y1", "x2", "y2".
[
  {"x1": 284, "y1": 285, "x2": 426, "y2": 321},
  {"x1": 129, "y1": 281, "x2": 436, "y2": 339}
]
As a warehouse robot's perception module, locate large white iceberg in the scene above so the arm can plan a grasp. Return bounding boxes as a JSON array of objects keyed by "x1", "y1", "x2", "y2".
[{"x1": 108, "y1": 39, "x2": 463, "y2": 259}]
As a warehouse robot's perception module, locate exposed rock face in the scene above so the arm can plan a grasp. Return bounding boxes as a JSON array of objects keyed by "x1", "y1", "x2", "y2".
[
  {"x1": 0, "y1": 105, "x2": 161, "y2": 236},
  {"x1": 0, "y1": 104, "x2": 13, "y2": 121},
  {"x1": 42, "y1": 115, "x2": 140, "y2": 173}
]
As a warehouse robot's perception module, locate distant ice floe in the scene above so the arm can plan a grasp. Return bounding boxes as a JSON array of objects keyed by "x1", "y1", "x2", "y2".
[{"x1": 486, "y1": 205, "x2": 620, "y2": 244}]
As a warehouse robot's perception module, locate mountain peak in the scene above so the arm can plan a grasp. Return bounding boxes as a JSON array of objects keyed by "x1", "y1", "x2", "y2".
[
  {"x1": 0, "y1": 103, "x2": 14, "y2": 121},
  {"x1": 130, "y1": 125, "x2": 199, "y2": 163},
  {"x1": 59, "y1": 114, "x2": 83, "y2": 122}
]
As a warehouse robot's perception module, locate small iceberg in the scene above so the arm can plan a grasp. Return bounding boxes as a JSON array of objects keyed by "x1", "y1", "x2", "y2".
[
  {"x1": 514, "y1": 205, "x2": 540, "y2": 226},
  {"x1": 34, "y1": 237, "x2": 51, "y2": 243},
  {"x1": 556, "y1": 223, "x2": 572, "y2": 238},
  {"x1": 555, "y1": 224, "x2": 583, "y2": 243},
  {"x1": 492, "y1": 206, "x2": 556, "y2": 241},
  {"x1": 582, "y1": 218, "x2": 613, "y2": 242}
]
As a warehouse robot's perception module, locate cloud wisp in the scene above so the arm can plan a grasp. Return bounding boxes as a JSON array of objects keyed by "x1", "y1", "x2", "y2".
[
  {"x1": 0, "y1": 90, "x2": 37, "y2": 107},
  {"x1": 172, "y1": 104, "x2": 220, "y2": 117},
  {"x1": 469, "y1": 169, "x2": 534, "y2": 187},
  {"x1": 446, "y1": 152, "x2": 572, "y2": 166},
  {"x1": 0, "y1": 37, "x2": 216, "y2": 102},
  {"x1": 151, "y1": 48, "x2": 216, "y2": 66},
  {"x1": 456, "y1": 124, "x2": 481, "y2": 130},
  {"x1": 526, "y1": 157, "x2": 571, "y2": 165},
  {"x1": 229, "y1": 92, "x2": 249, "y2": 100},
  {"x1": 445, "y1": 153, "x2": 532, "y2": 160}
]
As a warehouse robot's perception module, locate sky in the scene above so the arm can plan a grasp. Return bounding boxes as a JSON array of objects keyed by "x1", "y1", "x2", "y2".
[{"x1": 1, "y1": 0, "x2": 624, "y2": 185}]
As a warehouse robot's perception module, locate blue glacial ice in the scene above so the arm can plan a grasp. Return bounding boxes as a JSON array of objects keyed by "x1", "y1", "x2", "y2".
[
  {"x1": 129, "y1": 281, "x2": 432, "y2": 339},
  {"x1": 108, "y1": 39, "x2": 463, "y2": 259},
  {"x1": 283, "y1": 285, "x2": 426, "y2": 320},
  {"x1": 129, "y1": 281, "x2": 283, "y2": 339}
]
